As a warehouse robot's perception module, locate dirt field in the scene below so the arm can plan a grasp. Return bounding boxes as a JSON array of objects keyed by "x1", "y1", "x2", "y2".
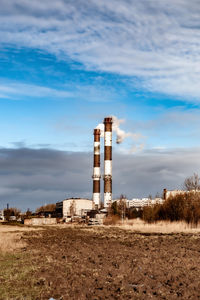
[{"x1": 0, "y1": 225, "x2": 200, "y2": 299}]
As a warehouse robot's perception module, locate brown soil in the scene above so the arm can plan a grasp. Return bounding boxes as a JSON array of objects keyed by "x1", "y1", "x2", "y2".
[{"x1": 21, "y1": 226, "x2": 200, "y2": 300}]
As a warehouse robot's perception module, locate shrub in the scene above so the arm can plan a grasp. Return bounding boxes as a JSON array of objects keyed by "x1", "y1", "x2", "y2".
[
  {"x1": 142, "y1": 191, "x2": 200, "y2": 225},
  {"x1": 103, "y1": 215, "x2": 120, "y2": 225}
]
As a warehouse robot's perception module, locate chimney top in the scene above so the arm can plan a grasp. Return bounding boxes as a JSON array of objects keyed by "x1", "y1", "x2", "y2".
[
  {"x1": 93, "y1": 128, "x2": 101, "y2": 135},
  {"x1": 104, "y1": 117, "x2": 113, "y2": 124}
]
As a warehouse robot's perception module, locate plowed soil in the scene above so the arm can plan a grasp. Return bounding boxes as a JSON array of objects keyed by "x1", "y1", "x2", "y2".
[{"x1": 20, "y1": 226, "x2": 200, "y2": 300}]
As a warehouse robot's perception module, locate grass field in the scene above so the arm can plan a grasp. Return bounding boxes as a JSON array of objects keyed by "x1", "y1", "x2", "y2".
[{"x1": 0, "y1": 223, "x2": 200, "y2": 299}]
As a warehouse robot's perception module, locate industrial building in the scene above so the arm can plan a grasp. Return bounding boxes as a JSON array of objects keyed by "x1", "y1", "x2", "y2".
[
  {"x1": 55, "y1": 118, "x2": 187, "y2": 221},
  {"x1": 56, "y1": 198, "x2": 94, "y2": 219}
]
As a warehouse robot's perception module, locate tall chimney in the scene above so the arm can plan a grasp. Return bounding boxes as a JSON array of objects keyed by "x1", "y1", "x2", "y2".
[
  {"x1": 104, "y1": 117, "x2": 113, "y2": 207},
  {"x1": 92, "y1": 129, "x2": 101, "y2": 208}
]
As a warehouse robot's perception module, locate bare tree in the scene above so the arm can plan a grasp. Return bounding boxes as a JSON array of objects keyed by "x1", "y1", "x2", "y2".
[
  {"x1": 36, "y1": 203, "x2": 56, "y2": 213},
  {"x1": 69, "y1": 200, "x2": 76, "y2": 217},
  {"x1": 184, "y1": 173, "x2": 200, "y2": 191},
  {"x1": 4, "y1": 207, "x2": 21, "y2": 221},
  {"x1": 118, "y1": 194, "x2": 127, "y2": 223}
]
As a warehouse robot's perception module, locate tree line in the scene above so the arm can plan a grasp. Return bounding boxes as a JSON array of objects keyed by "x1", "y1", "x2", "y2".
[
  {"x1": 110, "y1": 173, "x2": 200, "y2": 226},
  {"x1": 142, "y1": 191, "x2": 200, "y2": 225}
]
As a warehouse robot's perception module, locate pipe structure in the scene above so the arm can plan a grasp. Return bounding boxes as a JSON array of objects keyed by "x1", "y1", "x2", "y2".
[
  {"x1": 103, "y1": 117, "x2": 113, "y2": 207},
  {"x1": 92, "y1": 128, "x2": 101, "y2": 207},
  {"x1": 163, "y1": 188, "x2": 167, "y2": 201}
]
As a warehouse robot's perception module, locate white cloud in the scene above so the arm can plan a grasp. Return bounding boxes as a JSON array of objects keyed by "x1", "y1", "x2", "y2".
[
  {"x1": 1, "y1": 0, "x2": 200, "y2": 99},
  {"x1": 0, "y1": 82, "x2": 73, "y2": 99},
  {"x1": 0, "y1": 81, "x2": 118, "y2": 102}
]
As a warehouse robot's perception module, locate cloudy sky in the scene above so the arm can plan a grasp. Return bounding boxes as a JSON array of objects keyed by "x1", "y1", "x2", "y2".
[{"x1": 1, "y1": 0, "x2": 200, "y2": 210}]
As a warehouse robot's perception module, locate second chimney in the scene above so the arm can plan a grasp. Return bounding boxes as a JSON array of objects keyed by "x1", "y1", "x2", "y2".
[{"x1": 104, "y1": 117, "x2": 113, "y2": 207}]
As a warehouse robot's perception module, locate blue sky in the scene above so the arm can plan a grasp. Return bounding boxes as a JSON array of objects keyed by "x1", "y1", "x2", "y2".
[
  {"x1": 1, "y1": 0, "x2": 200, "y2": 209},
  {"x1": 1, "y1": 0, "x2": 200, "y2": 152},
  {"x1": 1, "y1": 46, "x2": 199, "y2": 152}
]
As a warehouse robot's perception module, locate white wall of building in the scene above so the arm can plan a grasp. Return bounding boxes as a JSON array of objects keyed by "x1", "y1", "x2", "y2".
[
  {"x1": 165, "y1": 190, "x2": 186, "y2": 200},
  {"x1": 63, "y1": 198, "x2": 94, "y2": 217}
]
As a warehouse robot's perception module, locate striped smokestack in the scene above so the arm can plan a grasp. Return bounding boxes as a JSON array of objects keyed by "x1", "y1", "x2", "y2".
[
  {"x1": 104, "y1": 117, "x2": 113, "y2": 207},
  {"x1": 92, "y1": 128, "x2": 101, "y2": 207}
]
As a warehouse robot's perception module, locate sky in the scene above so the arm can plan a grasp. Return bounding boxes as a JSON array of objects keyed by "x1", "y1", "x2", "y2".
[{"x1": 1, "y1": 0, "x2": 200, "y2": 210}]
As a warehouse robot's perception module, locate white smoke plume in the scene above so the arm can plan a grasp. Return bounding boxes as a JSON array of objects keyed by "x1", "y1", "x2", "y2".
[
  {"x1": 96, "y1": 116, "x2": 144, "y2": 153},
  {"x1": 112, "y1": 116, "x2": 142, "y2": 144},
  {"x1": 95, "y1": 123, "x2": 104, "y2": 138}
]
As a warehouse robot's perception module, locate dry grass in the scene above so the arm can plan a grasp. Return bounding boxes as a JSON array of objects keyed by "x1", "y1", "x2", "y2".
[
  {"x1": 116, "y1": 218, "x2": 200, "y2": 233},
  {"x1": 0, "y1": 225, "x2": 43, "y2": 233},
  {"x1": 0, "y1": 225, "x2": 46, "y2": 299},
  {"x1": 54, "y1": 219, "x2": 200, "y2": 234},
  {"x1": 0, "y1": 233, "x2": 27, "y2": 253},
  {"x1": 0, "y1": 225, "x2": 43, "y2": 253}
]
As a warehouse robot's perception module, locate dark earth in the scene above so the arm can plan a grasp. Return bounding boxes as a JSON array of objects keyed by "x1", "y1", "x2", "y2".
[{"x1": 3, "y1": 226, "x2": 200, "y2": 299}]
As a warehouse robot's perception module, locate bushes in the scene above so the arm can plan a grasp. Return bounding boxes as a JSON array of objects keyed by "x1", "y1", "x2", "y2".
[
  {"x1": 126, "y1": 207, "x2": 143, "y2": 219},
  {"x1": 103, "y1": 215, "x2": 120, "y2": 225},
  {"x1": 3, "y1": 208, "x2": 21, "y2": 222},
  {"x1": 142, "y1": 192, "x2": 200, "y2": 225}
]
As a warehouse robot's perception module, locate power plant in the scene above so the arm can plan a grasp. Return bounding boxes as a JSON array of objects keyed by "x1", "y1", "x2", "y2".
[{"x1": 92, "y1": 117, "x2": 113, "y2": 208}]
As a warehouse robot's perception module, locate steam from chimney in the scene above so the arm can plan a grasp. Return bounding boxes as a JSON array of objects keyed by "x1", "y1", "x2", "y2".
[
  {"x1": 96, "y1": 115, "x2": 143, "y2": 152},
  {"x1": 112, "y1": 115, "x2": 142, "y2": 146},
  {"x1": 95, "y1": 123, "x2": 104, "y2": 138}
]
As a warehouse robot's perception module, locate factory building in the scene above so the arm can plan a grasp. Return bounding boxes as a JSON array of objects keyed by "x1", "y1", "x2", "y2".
[{"x1": 56, "y1": 198, "x2": 94, "y2": 219}]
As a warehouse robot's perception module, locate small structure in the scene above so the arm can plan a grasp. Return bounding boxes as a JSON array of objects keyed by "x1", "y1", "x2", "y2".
[
  {"x1": 0, "y1": 209, "x2": 4, "y2": 221},
  {"x1": 24, "y1": 218, "x2": 57, "y2": 226},
  {"x1": 87, "y1": 209, "x2": 107, "y2": 225}
]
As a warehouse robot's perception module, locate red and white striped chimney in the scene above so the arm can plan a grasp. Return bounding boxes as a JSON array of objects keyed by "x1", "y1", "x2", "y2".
[
  {"x1": 104, "y1": 117, "x2": 113, "y2": 207},
  {"x1": 92, "y1": 128, "x2": 101, "y2": 207}
]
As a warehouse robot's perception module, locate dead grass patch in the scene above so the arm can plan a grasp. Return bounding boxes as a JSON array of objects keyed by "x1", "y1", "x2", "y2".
[
  {"x1": 0, "y1": 233, "x2": 26, "y2": 253},
  {"x1": 117, "y1": 218, "x2": 200, "y2": 233},
  {"x1": 0, "y1": 225, "x2": 43, "y2": 233},
  {"x1": 0, "y1": 225, "x2": 44, "y2": 253}
]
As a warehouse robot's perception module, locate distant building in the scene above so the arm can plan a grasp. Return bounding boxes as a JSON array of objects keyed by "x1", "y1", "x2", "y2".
[
  {"x1": 163, "y1": 188, "x2": 186, "y2": 200},
  {"x1": 56, "y1": 198, "x2": 94, "y2": 218},
  {"x1": 0, "y1": 209, "x2": 4, "y2": 221},
  {"x1": 127, "y1": 198, "x2": 163, "y2": 209},
  {"x1": 112, "y1": 197, "x2": 163, "y2": 210},
  {"x1": 163, "y1": 188, "x2": 200, "y2": 201}
]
